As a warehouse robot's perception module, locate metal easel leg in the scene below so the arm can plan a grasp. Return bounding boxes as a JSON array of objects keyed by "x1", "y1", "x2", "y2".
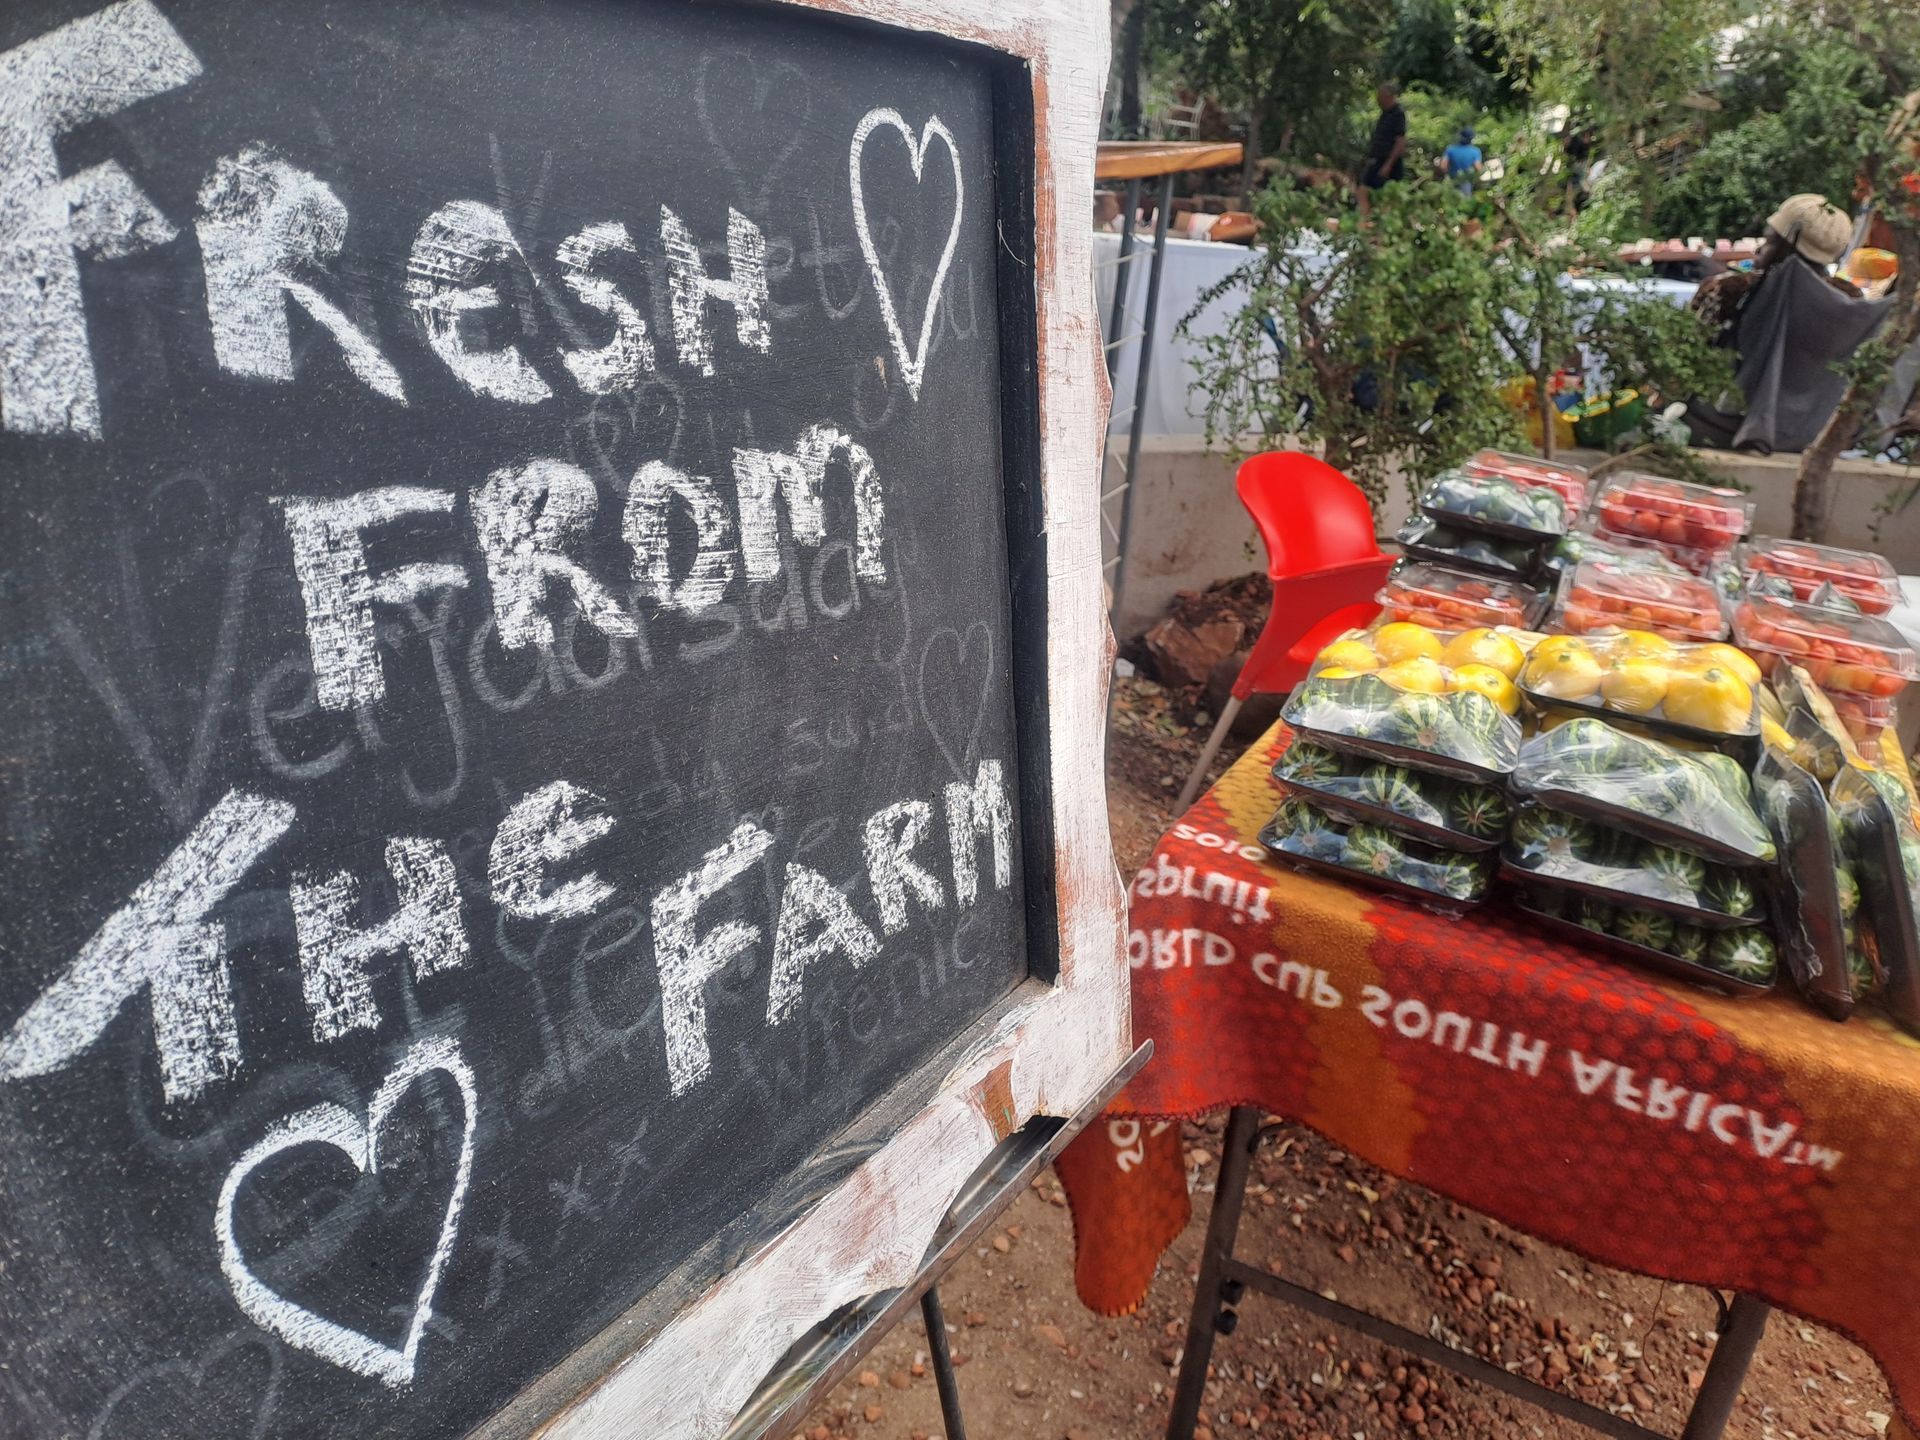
[
  {"x1": 921, "y1": 1285, "x2": 968, "y2": 1440},
  {"x1": 1678, "y1": 1295, "x2": 1770, "y2": 1440},
  {"x1": 1165, "y1": 1106, "x2": 1263, "y2": 1440}
]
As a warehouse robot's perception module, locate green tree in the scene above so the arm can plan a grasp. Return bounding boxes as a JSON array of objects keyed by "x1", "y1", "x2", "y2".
[
  {"x1": 1383, "y1": 0, "x2": 1524, "y2": 112},
  {"x1": 1182, "y1": 181, "x2": 1519, "y2": 505},
  {"x1": 1488, "y1": 0, "x2": 1738, "y2": 225},
  {"x1": 1148, "y1": 0, "x2": 1396, "y2": 199},
  {"x1": 1652, "y1": 25, "x2": 1895, "y2": 239}
]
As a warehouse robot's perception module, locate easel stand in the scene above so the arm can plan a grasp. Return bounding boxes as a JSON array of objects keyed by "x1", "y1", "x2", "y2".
[
  {"x1": 1168, "y1": 1106, "x2": 1773, "y2": 1440},
  {"x1": 720, "y1": 1043, "x2": 1152, "y2": 1440}
]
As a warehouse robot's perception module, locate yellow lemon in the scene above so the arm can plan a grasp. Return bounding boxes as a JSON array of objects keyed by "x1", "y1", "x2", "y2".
[
  {"x1": 1450, "y1": 663, "x2": 1520, "y2": 714},
  {"x1": 1315, "y1": 665, "x2": 1366, "y2": 681},
  {"x1": 1442, "y1": 627, "x2": 1527, "y2": 680},
  {"x1": 1599, "y1": 657, "x2": 1671, "y2": 716},
  {"x1": 1683, "y1": 642, "x2": 1763, "y2": 688},
  {"x1": 1663, "y1": 666, "x2": 1753, "y2": 734},
  {"x1": 1316, "y1": 638, "x2": 1381, "y2": 673},
  {"x1": 1523, "y1": 638, "x2": 1604, "y2": 701},
  {"x1": 1373, "y1": 621, "x2": 1445, "y2": 665},
  {"x1": 1376, "y1": 656, "x2": 1448, "y2": 693},
  {"x1": 1610, "y1": 630, "x2": 1677, "y2": 661}
]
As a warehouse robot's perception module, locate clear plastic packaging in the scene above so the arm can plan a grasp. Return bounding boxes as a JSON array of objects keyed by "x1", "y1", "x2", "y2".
[
  {"x1": 1742, "y1": 536, "x2": 1901, "y2": 615},
  {"x1": 1419, "y1": 469, "x2": 1570, "y2": 541},
  {"x1": 1830, "y1": 766, "x2": 1920, "y2": 1036},
  {"x1": 1460, "y1": 449, "x2": 1590, "y2": 509},
  {"x1": 1260, "y1": 797, "x2": 1495, "y2": 912},
  {"x1": 1731, "y1": 597, "x2": 1916, "y2": 706},
  {"x1": 1377, "y1": 561, "x2": 1547, "y2": 631},
  {"x1": 1518, "y1": 633, "x2": 1762, "y2": 745},
  {"x1": 1752, "y1": 749, "x2": 1852, "y2": 1020},
  {"x1": 1283, "y1": 626, "x2": 1530, "y2": 781},
  {"x1": 1552, "y1": 560, "x2": 1729, "y2": 643},
  {"x1": 1396, "y1": 516, "x2": 1543, "y2": 580},
  {"x1": 1504, "y1": 803, "x2": 1768, "y2": 924},
  {"x1": 1515, "y1": 884, "x2": 1777, "y2": 995},
  {"x1": 1272, "y1": 739, "x2": 1510, "y2": 850},
  {"x1": 1545, "y1": 526, "x2": 1688, "y2": 579},
  {"x1": 1511, "y1": 717, "x2": 1776, "y2": 865},
  {"x1": 1590, "y1": 473, "x2": 1753, "y2": 558}
]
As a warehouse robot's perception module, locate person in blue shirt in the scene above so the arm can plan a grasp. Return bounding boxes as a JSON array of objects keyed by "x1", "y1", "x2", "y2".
[{"x1": 1441, "y1": 127, "x2": 1483, "y2": 195}]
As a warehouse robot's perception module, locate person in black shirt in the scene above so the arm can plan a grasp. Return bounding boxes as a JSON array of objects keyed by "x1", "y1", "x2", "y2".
[{"x1": 1358, "y1": 84, "x2": 1407, "y2": 216}]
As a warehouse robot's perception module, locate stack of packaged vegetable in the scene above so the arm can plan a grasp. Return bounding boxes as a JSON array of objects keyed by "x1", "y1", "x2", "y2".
[
  {"x1": 1504, "y1": 630, "x2": 1779, "y2": 992},
  {"x1": 1506, "y1": 717, "x2": 1780, "y2": 993},
  {"x1": 1396, "y1": 452, "x2": 1588, "y2": 585},
  {"x1": 1246, "y1": 449, "x2": 1920, "y2": 1013},
  {"x1": 1758, "y1": 665, "x2": 1920, "y2": 1035},
  {"x1": 1266, "y1": 622, "x2": 1531, "y2": 911}
]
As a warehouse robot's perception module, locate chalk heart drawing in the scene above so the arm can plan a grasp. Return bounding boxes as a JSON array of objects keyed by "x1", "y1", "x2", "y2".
[
  {"x1": 849, "y1": 107, "x2": 963, "y2": 401},
  {"x1": 216, "y1": 1037, "x2": 478, "y2": 1389},
  {"x1": 918, "y1": 622, "x2": 993, "y2": 780}
]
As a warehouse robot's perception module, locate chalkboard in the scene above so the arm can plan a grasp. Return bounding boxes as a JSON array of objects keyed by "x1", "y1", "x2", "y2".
[{"x1": 0, "y1": 1, "x2": 1113, "y2": 1436}]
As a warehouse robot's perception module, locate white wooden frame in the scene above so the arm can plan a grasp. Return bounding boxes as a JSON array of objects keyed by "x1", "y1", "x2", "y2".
[{"x1": 513, "y1": 2, "x2": 1127, "y2": 1435}]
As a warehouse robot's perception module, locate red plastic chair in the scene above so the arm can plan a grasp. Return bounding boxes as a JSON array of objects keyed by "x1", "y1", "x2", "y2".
[{"x1": 1175, "y1": 452, "x2": 1392, "y2": 810}]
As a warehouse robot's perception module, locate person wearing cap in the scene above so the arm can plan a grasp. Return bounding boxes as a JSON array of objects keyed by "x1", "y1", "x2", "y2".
[
  {"x1": 1684, "y1": 193, "x2": 1885, "y2": 452},
  {"x1": 1440, "y1": 126, "x2": 1483, "y2": 196},
  {"x1": 1690, "y1": 194, "x2": 1861, "y2": 348}
]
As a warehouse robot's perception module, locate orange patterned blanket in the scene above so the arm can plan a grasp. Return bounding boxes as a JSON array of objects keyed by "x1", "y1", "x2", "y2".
[{"x1": 1059, "y1": 723, "x2": 1920, "y2": 1433}]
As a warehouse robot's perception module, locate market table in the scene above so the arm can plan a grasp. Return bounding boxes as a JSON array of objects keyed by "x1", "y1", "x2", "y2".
[{"x1": 1057, "y1": 722, "x2": 1920, "y2": 1438}]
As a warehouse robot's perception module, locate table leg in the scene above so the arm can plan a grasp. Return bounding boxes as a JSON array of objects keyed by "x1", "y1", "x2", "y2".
[
  {"x1": 1165, "y1": 1106, "x2": 1263, "y2": 1440},
  {"x1": 921, "y1": 1284, "x2": 968, "y2": 1440},
  {"x1": 1678, "y1": 1295, "x2": 1769, "y2": 1440}
]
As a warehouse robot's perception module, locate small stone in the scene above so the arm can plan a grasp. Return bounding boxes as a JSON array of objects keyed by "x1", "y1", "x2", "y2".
[
  {"x1": 809, "y1": 1428, "x2": 830, "y2": 1440},
  {"x1": 1337, "y1": 1245, "x2": 1357, "y2": 1265},
  {"x1": 1402, "y1": 1403, "x2": 1425, "y2": 1425},
  {"x1": 965, "y1": 1311, "x2": 988, "y2": 1327},
  {"x1": 1034, "y1": 1322, "x2": 1068, "y2": 1349},
  {"x1": 887, "y1": 1371, "x2": 912, "y2": 1390},
  {"x1": 862, "y1": 1404, "x2": 883, "y2": 1423},
  {"x1": 857, "y1": 1371, "x2": 879, "y2": 1389},
  {"x1": 1012, "y1": 1378, "x2": 1036, "y2": 1398},
  {"x1": 992, "y1": 1234, "x2": 1012, "y2": 1254},
  {"x1": 1472, "y1": 1257, "x2": 1502, "y2": 1281},
  {"x1": 1629, "y1": 1384, "x2": 1656, "y2": 1411}
]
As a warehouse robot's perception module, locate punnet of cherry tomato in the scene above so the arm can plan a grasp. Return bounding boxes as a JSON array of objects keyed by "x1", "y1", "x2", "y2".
[
  {"x1": 1376, "y1": 560, "x2": 1547, "y2": 630},
  {"x1": 1741, "y1": 536, "x2": 1901, "y2": 616},
  {"x1": 1589, "y1": 473, "x2": 1752, "y2": 562},
  {"x1": 1552, "y1": 559, "x2": 1729, "y2": 644},
  {"x1": 1731, "y1": 595, "x2": 1917, "y2": 724}
]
